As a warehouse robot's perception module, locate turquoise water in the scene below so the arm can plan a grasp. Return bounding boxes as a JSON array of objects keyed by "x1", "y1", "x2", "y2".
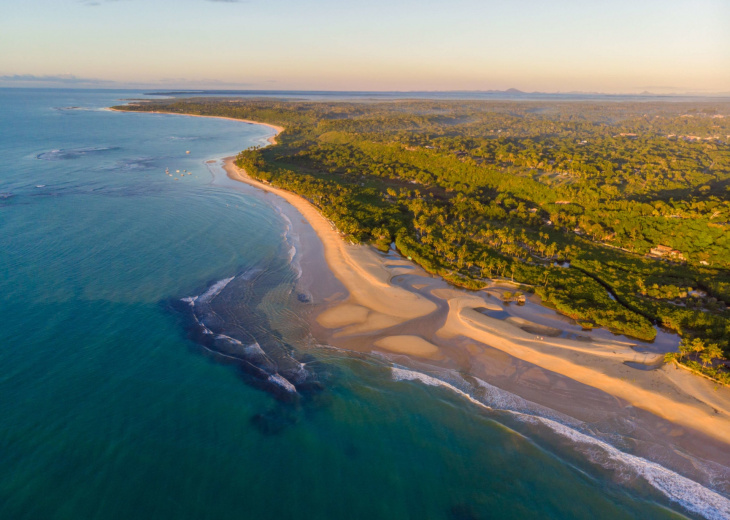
[{"x1": 0, "y1": 88, "x2": 718, "y2": 519}]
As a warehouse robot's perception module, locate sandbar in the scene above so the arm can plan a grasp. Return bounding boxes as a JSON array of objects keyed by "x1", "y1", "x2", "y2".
[
  {"x1": 220, "y1": 132, "x2": 730, "y2": 449},
  {"x1": 109, "y1": 107, "x2": 730, "y2": 491}
]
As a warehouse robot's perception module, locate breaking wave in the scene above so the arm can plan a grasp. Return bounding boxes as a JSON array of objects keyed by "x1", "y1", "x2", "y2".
[
  {"x1": 392, "y1": 367, "x2": 730, "y2": 520},
  {"x1": 268, "y1": 373, "x2": 298, "y2": 393},
  {"x1": 182, "y1": 276, "x2": 235, "y2": 306},
  {"x1": 275, "y1": 207, "x2": 302, "y2": 280},
  {"x1": 175, "y1": 272, "x2": 318, "y2": 400}
]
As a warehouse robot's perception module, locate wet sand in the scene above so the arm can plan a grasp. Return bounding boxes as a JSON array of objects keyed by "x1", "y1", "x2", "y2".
[
  {"x1": 223, "y1": 155, "x2": 730, "y2": 451},
  {"x1": 110, "y1": 107, "x2": 730, "y2": 497},
  {"x1": 219, "y1": 145, "x2": 730, "y2": 498}
]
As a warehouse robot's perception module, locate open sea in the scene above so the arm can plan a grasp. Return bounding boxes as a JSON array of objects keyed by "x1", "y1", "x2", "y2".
[{"x1": 1, "y1": 88, "x2": 728, "y2": 520}]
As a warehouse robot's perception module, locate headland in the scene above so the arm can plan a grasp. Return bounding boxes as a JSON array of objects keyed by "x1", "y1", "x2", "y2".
[{"x1": 112, "y1": 106, "x2": 730, "y2": 501}]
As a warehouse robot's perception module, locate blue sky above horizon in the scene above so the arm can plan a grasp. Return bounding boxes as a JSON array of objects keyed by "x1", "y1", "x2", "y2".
[{"x1": 1, "y1": 0, "x2": 728, "y2": 93}]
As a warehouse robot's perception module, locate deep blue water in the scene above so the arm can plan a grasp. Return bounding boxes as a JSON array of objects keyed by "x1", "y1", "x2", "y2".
[{"x1": 0, "y1": 88, "x2": 726, "y2": 520}]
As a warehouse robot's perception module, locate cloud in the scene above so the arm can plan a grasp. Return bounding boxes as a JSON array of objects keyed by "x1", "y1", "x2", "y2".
[
  {"x1": 155, "y1": 77, "x2": 250, "y2": 86},
  {"x1": 78, "y1": 0, "x2": 243, "y2": 4},
  {"x1": 0, "y1": 74, "x2": 116, "y2": 86},
  {"x1": 0, "y1": 73, "x2": 260, "y2": 90}
]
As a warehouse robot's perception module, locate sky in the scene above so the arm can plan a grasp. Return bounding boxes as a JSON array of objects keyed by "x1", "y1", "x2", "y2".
[{"x1": 1, "y1": 0, "x2": 729, "y2": 93}]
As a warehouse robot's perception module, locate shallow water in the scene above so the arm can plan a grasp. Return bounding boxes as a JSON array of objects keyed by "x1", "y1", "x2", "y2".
[{"x1": 0, "y1": 88, "x2": 726, "y2": 519}]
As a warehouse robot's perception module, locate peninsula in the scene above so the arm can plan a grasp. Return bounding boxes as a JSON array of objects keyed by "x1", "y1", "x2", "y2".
[{"x1": 114, "y1": 97, "x2": 730, "y2": 481}]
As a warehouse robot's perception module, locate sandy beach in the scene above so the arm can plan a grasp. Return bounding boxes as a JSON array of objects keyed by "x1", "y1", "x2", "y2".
[
  {"x1": 219, "y1": 153, "x2": 730, "y2": 506},
  {"x1": 111, "y1": 108, "x2": 730, "y2": 492},
  {"x1": 212, "y1": 115, "x2": 730, "y2": 474},
  {"x1": 224, "y1": 153, "x2": 730, "y2": 445}
]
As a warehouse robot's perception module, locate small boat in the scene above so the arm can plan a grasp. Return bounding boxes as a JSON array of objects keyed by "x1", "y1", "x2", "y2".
[{"x1": 186, "y1": 151, "x2": 190, "y2": 154}]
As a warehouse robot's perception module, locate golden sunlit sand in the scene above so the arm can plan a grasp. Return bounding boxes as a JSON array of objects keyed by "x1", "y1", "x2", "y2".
[
  {"x1": 374, "y1": 335, "x2": 443, "y2": 359},
  {"x1": 223, "y1": 149, "x2": 730, "y2": 448}
]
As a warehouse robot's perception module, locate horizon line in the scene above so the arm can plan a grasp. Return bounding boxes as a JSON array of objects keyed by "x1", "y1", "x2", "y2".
[{"x1": 2, "y1": 85, "x2": 730, "y2": 98}]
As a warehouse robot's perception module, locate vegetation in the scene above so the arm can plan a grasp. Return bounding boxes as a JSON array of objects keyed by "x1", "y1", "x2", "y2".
[{"x1": 115, "y1": 98, "x2": 730, "y2": 383}]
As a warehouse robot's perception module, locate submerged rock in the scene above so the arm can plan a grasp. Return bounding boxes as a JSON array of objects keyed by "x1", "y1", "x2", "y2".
[
  {"x1": 167, "y1": 265, "x2": 323, "y2": 402},
  {"x1": 250, "y1": 407, "x2": 299, "y2": 436}
]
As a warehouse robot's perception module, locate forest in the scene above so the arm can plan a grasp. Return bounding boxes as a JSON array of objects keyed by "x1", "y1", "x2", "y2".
[{"x1": 116, "y1": 98, "x2": 730, "y2": 384}]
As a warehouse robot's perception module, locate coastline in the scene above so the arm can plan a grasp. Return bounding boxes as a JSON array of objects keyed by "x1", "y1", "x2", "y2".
[
  {"x1": 107, "y1": 107, "x2": 284, "y2": 145},
  {"x1": 222, "y1": 153, "x2": 730, "y2": 448},
  {"x1": 110, "y1": 106, "x2": 730, "y2": 501}
]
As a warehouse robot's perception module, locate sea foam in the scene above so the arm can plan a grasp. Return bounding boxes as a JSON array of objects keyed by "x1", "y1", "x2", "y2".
[
  {"x1": 188, "y1": 276, "x2": 235, "y2": 305},
  {"x1": 268, "y1": 374, "x2": 298, "y2": 393},
  {"x1": 275, "y1": 207, "x2": 302, "y2": 280},
  {"x1": 392, "y1": 367, "x2": 730, "y2": 520}
]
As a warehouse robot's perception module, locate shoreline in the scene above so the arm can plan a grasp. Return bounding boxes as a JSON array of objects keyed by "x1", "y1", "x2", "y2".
[
  {"x1": 222, "y1": 154, "x2": 730, "y2": 448},
  {"x1": 111, "y1": 106, "x2": 730, "y2": 493},
  {"x1": 107, "y1": 107, "x2": 284, "y2": 145}
]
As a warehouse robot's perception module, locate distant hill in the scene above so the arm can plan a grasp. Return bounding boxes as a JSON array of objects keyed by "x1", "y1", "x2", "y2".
[{"x1": 140, "y1": 89, "x2": 730, "y2": 102}]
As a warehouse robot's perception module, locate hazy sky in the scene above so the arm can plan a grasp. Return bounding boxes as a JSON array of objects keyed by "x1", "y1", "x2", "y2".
[{"x1": 1, "y1": 0, "x2": 729, "y2": 93}]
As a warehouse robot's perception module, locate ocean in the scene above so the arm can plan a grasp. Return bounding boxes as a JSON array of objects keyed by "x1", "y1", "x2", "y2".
[{"x1": 0, "y1": 88, "x2": 727, "y2": 520}]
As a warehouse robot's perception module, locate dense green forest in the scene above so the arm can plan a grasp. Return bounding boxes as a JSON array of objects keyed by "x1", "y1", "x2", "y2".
[{"x1": 116, "y1": 98, "x2": 730, "y2": 384}]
